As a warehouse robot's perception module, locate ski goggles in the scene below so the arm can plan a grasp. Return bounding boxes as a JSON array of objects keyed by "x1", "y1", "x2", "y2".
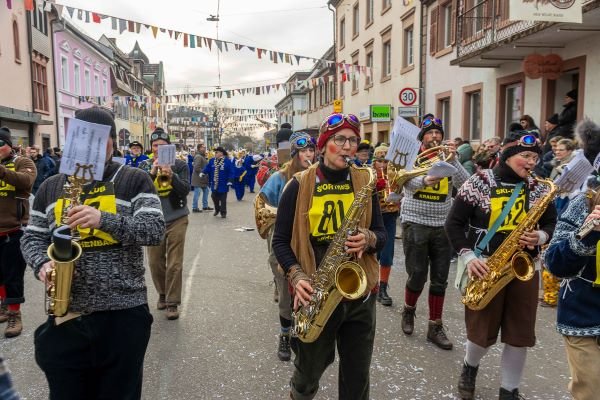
[
  {"x1": 421, "y1": 117, "x2": 443, "y2": 129},
  {"x1": 504, "y1": 134, "x2": 539, "y2": 148},
  {"x1": 319, "y1": 113, "x2": 360, "y2": 134},
  {"x1": 292, "y1": 134, "x2": 316, "y2": 149},
  {"x1": 0, "y1": 140, "x2": 7, "y2": 147},
  {"x1": 150, "y1": 130, "x2": 169, "y2": 141}
]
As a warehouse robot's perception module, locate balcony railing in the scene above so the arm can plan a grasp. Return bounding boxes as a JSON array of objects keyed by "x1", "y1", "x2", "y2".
[{"x1": 455, "y1": 0, "x2": 596, "y2": 60}]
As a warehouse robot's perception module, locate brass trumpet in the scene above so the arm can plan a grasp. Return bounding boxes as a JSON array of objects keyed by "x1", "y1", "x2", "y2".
[
  {"x1": 156, "y1": 167, "x2": 171, "y2": 188},
  {"x1": 392, "y1": 141, "x2": 455, "y2": 189}
]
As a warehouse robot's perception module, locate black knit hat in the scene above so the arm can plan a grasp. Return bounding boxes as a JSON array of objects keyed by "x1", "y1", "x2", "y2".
[
  {"x1": 500, "y1": 130, "x2": 542, "y2": 162},
  {"x1": 566, "y1": 89, "x2": 578, "y2": 101},
  {"x1": 417, "y1": 122, "x2": 444, "y2": 141},
  {"x1": 150, "y1": 128, "x2": 170, "y2": 144},
  {"x1": 74, "y1": 107, "x2": 117, "y2": 140},
  {"x1": 129, "y1": 141, "x2": 143, "y2": 149},
  {"x1": 0, "y1": 127, "x2": 12, "y2": 147}
]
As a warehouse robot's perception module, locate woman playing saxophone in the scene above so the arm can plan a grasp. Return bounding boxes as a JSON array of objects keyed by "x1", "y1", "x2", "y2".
[
  {"x1": 272, "y1": 113, "x2": 386, "y2": 400},
  {"x1": 445, "y1": 131, "x2": 557, "y2": 400}
]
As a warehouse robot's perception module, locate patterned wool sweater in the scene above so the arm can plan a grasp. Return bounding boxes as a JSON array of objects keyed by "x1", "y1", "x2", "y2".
[
  {"x1": 21, "y1": 162, "x2": 165, "y2": 313},
  {"x1": 545, "y1": 193, "x2": 600, "y2": 337}
]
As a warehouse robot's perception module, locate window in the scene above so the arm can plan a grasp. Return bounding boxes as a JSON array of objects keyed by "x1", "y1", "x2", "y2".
[
  {"x1": 13, "y1": 20, "x2": 20, "y2": 63},
  {"x1": 339, "y1": 61, "x2": 346, "y2": 98},
  {"x1": 365, "y1": 50, "x2": 373, "y2": 87},
  {"x1": 466, "y1": 91, "x2": 481, "y2": 140},
  {"x1": 504, "y1": 83, "x2": 522, "y2": 134},
  {"x1": 73, "y1": 63, "x2": 80, "y2": 95},
  {"x1": 352, "y1": 52, "x2": 359, "y2": 93},
  {"x1": 94, "y1": 75, "x2": 99, "y2": 95},
  {"x1": 32, "y1": 60, "x2": 49, "y2": 112},
  {"x1": 84, "y1": 69, "x2": 91, "y2": 95},
  {"x1": 339, "y1": 17, "x2": 346, "y2": 49},
  {"x1": 382, "y1": 0, "x2": 391, "y2": 13},
  {"x1": 382, "y1": 40, "x2": 391, "y2": 79},
  {"x1": 308, "y1": 92, "x2": 312, "y2": 111},
  {"x1": 430, "y1": 1, "x2": 456, "y2": 55},
  {"x1": 60, "y1": 56, "x2": 69, "y2": 91},
  {"x1": 443, "y1": 3, "x2": 453, "y2": 48},
  {"x1": 403, "y1": 26, "x2": 414, "y2": 67},
  {"x1": 440, "y1": 98, "x2": 451, "y2": 132},
  {"x1": 329, "y1": 81, "x2": 335, "y2": 103},
  {"x1": 352, "y1": 3, "x2": 360, "y2": 37},
  {"x1": 366, "y1": 0, "x2": 374, "y2": 26},
  {"x1": 32, "y1": 0, "x2": 48, "y2": 35},
  {"x1": 102, "y1": 79, "x2": 108, "y2": 96}
]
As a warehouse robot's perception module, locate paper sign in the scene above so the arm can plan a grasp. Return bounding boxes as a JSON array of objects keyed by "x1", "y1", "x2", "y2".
[
  {"x1": 59, "y1": 118, "x2": 110, "y2": 181},
  {"x1": 427, "y1": 161, "x2": 458, "y2": 178},
  {"x1": 509, "y1": 0, "x2": 582, "y2": 23},
  {"x1": 156, "y1": 144, "x2": 176, "y2": 166},
  {"x1": 386, "y1": 117, "x2": 421, "y2": 171},
  {"x1": 554, "y1": 149, "x2": 594, "y2": 193}
]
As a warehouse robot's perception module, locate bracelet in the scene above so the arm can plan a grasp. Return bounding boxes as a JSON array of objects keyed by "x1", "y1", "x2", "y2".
[
  {"x1": 357, "y1": 227, "x2": 377, "y2": 251},
  {"x1": 287, "y1": 264, "x2": 310, "y2": 288}
]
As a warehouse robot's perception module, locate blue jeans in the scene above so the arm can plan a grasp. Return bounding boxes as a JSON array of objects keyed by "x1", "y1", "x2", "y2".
[{"x1": 192, "y1": 186, "x2": 209, "y2": 210}]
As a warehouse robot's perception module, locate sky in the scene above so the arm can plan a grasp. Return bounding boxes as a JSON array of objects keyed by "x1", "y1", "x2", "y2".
[{"x1": 57, "y1": 0, "x2": 334, "y2": 111}]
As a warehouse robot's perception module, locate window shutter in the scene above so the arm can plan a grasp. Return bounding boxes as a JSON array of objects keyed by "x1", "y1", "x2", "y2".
[
  {"x1": 429, "y1": 6, "x2": 439, "y2": 55},
  {"x1": 484, "y1": 0, "x2": 493, "y2": 29},
  {"x1": 451, "y1": 0, "x2": 457, "y2": 45}
]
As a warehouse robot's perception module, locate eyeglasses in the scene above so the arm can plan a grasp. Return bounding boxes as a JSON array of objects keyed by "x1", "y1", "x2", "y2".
[
  {"x1": 151, "y1": 131, "x2": 169, "y2": 141},
  {"x1": 332, "y1": 135, "x2": 360, "y2": 147},
  {"x1": 0, "y1": 140, "x2": 7, "y2": 147},
  {"x1": 421, "y1": 117, "x2": 443, "y2": 128},
  {"x1": 293, "y1": 135, "x2": 316, "y2": 149},
  {"x1": 320, "y1": 113, "x2": 360, "y2": 134}
]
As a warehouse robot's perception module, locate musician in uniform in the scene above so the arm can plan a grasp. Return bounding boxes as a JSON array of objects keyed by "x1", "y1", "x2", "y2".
[
  {"x1": 139, "y1": 128, "x2": 190, "y2": 320},
  {"x1": 545, "y1": 119, "x2": 600, "y2": 400},
  {"x1": 445, "y1": 130, "x2": 556, "y2": 400},
  {"x1": 256, "y1": 131, "x2": 316, "y2": 362},
  {"x1": 272, "y1": 113, "x2": 386, "y2": 400},
  {"x1": 21, "y1": 107, "x2": 165, "y2": 399},
  {"x1": 0, "y1": 127, "x2": 36, "y2": 338},
  {"x1": 399, "y1": 116, "x2": 469, "y2": 349},
  {"x1": 202, "y1": 146, "x2": 234, "y2": 218}
]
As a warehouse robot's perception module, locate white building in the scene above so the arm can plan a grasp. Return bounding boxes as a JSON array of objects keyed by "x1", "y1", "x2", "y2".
[{"x1": 275, "y1": 72, "x2": 310, "y2": 131}]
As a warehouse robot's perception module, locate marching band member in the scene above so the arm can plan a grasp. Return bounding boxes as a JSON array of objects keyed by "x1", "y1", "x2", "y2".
[
  {"x1": 445, "y1": 131, "x2": 556, "y2": 400},
  {"x1": 243, "y1": 150, "x2": 259, "y2": 193},
  {"x1": 0, "y1": 127, "x2": 36, "y2": 338},
  {"x1": 354, "y1": 141, "x2": 371, "y2": 167},
  {"x1": 372, "y1": 144, "x2": 400, "y2": 306},
  {"x1": 545, "y1": 119, "x2": 600, "y2": 400},
  {"x1": 256, "y1": 132, "x2": 315, "y2": 362},
  {"x1": 139, "y1": 128, "x2": 190, "y2": 320},
  {"x1": 125, "y1": 141, "x2": 148, "y2": 168},
  {"x1": 202, "y1": 147, "x2": 234, "y2": 218},
  {"x1": 21, "y1": 107, "x2": 165, "y2": 399},
  {"x1": 233, "y1": 150, "x2": 247, "y2": 201},
  {"x1": 400, "y1": 116, "x2": 469, "y2": 350},
  {"x1": 272, "y1": 113, "x2": 386, "y2": 400}
]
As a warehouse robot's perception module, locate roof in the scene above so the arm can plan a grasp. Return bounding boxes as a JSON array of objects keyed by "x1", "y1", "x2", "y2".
[{"x1": 128, "y1": 41, "x2": 149, "y2": 64}]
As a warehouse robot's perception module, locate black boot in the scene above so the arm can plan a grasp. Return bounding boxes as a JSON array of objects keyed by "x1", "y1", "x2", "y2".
[
  {"x1": 377, "y1": 282, "x2": 393, "y2": 306},
  {"x1": 277, "y1": 333, "x2": 291, "y2": 361},
  {"x1": 499, "y1": 387, "x2": 522, "y2": 399},
  {"x1": 401, "y1": 305, "x2": 416, "y2": 335},
  {"x1": 458, "y1": 361, "x2": 479, "y2": 400},
  {"x1": 427, "y1": 319, "x2": 453, "y2": 350}
]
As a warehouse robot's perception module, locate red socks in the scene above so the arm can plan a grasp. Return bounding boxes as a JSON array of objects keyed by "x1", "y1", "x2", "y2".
[
  {"x1": 379, "y1": 266, "x2": 391, "y2": 284},
  {"x1": 0, "y1": 285, "x2": 21, "y2": 311},
  {"x1": 7, "y1": 304, "x2": 19, "y2": 312},
  {"x1": 428, "y1": 293, "x2": 445, "y2": 321},
  {"x1": 404, "y1": 288, "x2": 422, "y2": 308},
  {"x1": 0, "y1": 285, "x2": 6, "y2": 300}
]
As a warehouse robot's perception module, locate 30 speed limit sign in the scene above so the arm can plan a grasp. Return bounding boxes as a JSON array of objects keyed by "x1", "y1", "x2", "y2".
[{"x1": 399, "y1": 88, "x2": 417, "y2": 106}]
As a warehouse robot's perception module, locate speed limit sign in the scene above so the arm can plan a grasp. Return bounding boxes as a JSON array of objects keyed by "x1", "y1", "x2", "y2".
[{"x1": 399, "y1": 88, "x2": 417, "y2": 106}]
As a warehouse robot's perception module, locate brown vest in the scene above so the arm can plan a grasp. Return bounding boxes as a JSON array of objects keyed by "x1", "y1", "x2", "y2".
[{"x1": 290, "y1": 162, "x2": 379, "y2": 293}]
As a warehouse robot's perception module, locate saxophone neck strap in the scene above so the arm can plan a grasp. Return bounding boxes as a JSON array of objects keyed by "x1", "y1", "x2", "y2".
[{"x1": 474, "y1": 181, "x2": 524, "y2": 257}]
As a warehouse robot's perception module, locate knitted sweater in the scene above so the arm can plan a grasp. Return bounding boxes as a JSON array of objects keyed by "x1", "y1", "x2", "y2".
[
  {"x1": 21, "y1": 162, "x2": 165, "y2": 313},
  {"x1": 545, "y1": 193, "x2": 600, "y2": 337}
]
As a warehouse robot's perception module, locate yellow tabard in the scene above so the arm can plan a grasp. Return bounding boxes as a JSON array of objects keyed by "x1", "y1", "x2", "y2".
[
  {"x1": 489, "y1": 184, "x2": 528, "y2": 234},
  {"x1": 308, "y1": 180, "x2": 354, "y2": 244},
  {"x1": 153, "y1": 177, "x2": 173, "y2": 197},
  {"x1": 0, "y1": 161, "x2": 16, "y2": 198},
  {"x1": 413, "y1": 177, "x2": 450, "y2": 202},
  {"x1": 55, "y1": 181, "x2": 119, "y2": 250}
]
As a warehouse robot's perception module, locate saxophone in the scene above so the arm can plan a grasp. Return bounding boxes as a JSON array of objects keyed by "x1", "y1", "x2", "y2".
[
  {"x1": 462, "y1": 175, "x2": 559, "y2": 311},
  {"x1": 293, "y1": 161, "x2": 375, "y2": 343}
]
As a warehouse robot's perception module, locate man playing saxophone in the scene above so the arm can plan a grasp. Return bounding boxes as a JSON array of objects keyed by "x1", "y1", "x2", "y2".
[
  {"x1": 445, "y1": 131, "x2": 557, "y2": 400},
  {"x1": 399, "y1": 116, "x2": 469, "y2": 350},
  {"x1": 272, "y1": 113, "x2": 386, "y2": 400},
  {"x1": 20, "y1": 107, "x2": 165, "y2": 399},
  {"x1": 255, "y1": 131, "x2": 315, "y2": 362}
]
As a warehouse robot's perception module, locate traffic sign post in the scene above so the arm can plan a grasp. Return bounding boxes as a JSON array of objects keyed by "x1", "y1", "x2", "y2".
[{"x1": 399, "y1": 88, "x2": 417, "y2": 106}]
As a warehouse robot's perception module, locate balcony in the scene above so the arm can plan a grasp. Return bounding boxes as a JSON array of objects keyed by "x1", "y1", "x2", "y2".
[{"x1": 452, "y1": 0, "x2": 600, "y2": 67}]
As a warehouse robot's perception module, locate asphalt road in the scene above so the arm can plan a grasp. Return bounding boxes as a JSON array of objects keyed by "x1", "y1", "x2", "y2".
[{"x1": 1, "y1": 191, "x2": 572, "y2": 399}]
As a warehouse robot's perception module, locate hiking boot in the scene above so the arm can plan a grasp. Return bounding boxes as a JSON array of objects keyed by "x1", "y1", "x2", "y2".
[
  {"x1": 499, "y1": 387, "x2": 524, "y2": 399},
  {"x1": 5, "y1": 311, "x2": 22, "y2": 338},
  {"x1": 221, "y1": 214, "x2": 226, "y2": 218},
  {"x1": 213, "y1": 210, "x2": 219, "y2": 216},
  {"x1": 458, "y1": 361, "x2": 479, "y2": 400},
  {"x1": 192, "y1": 208, "x2": 202, "y2": 213},
  {"x1": 401, "y1": 305, "x2": 416, "y2": 335},
  {"x1": 427, "y1": 319, "x2": 453, "y2": 350},
  {"x1": 166, "y1": 306, "x2": 179, "y2": 320},
  {"x1": 0, "y1": 305, "x2": 8, "y2": 323},
  {"x1": 277, "y1": 334, "x2": 291, "y2": 361},
  {"x1": 157, "y1": 295, "x2": 166, "y2": 310},
  {"x1": 377, "y1": 282, "x2": 393, "y2": 306}
]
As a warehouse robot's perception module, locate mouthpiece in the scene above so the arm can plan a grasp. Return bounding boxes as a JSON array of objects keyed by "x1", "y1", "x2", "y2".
[{"x1": 343, "y1": 156, "x2": 353, "y2": 166}]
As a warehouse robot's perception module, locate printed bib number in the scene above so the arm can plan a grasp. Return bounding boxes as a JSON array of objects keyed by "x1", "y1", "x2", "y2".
[
  {"x1": 413, "y1": 177, "x2": 449, "y2": 202},
  {"x1": 489, "y1": 186, "x2": 528, "y2": 233},
  {"x1": 309, "y1": 181, "x2": 354, "y2": 243}
]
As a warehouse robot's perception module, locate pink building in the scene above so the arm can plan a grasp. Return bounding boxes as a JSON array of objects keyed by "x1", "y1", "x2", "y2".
[{"x1": 52, "y1": 20, "x2": 113, "y2": 145}]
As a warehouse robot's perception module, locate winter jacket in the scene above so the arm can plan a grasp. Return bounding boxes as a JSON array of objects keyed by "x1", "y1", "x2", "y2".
[
  {"x1": 32, "y1": 154, "x2": 55, "y2": 194},
  {"x1": 191, "y1": 153, "x2": 208, "y2": 188},
  {"x1": 203, "y1": 157, "x2": 234, "y2": 193},
  {"x1": 0, "y1": 154, "x2": 36, "y2": 232},
  {"x1": 558, "y1": 101, "x2": 577, "y2": 138},
  {"x1": 457, "y1": 143, "x2": 475, "y2": 175}
]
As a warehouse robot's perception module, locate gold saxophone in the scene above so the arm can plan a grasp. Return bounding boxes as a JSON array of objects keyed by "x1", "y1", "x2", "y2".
[
  {"x1": 254, "y1": 193, "x2": 277, "y2": 239},
  {"x1": 46, "y1": 165, "x2": 92, "y2": 316},
  {"x1": 293, "y1": 160, "x2": 374, "y2": 343},
  {"x1": 391, "y1": 142, "x2": 455, "y2": 190},
  {"x1": 462, "y1": 175, "x2": 559, "y2": 311}
]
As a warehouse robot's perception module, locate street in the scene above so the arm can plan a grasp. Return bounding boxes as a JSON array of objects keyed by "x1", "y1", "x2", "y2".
[{"x1": 1, "y1": 191, "x2": 571, "y2": 400}]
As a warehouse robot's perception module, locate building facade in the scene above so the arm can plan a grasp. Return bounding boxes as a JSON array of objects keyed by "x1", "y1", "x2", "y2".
[
  {"x1": 275, "y1": 72, "x2": 310, "y2": 131},
  {"x1": 305, "y1": 45, "x2": 336, "y2": 133}
]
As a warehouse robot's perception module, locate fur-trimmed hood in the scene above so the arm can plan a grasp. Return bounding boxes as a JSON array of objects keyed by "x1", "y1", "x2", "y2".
[{"x1": 576, "y1": 118, "x2": 600, "y2": 165}]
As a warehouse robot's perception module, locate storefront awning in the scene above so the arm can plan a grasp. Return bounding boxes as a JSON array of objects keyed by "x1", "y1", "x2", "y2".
[{"x1": 0, "y1": 106, "x2": 50, "y2": 125}]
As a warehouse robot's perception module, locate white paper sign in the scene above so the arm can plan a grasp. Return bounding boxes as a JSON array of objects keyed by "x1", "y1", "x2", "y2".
[
  {"x1": 59, "y1": 118, "x2": 110, "y2": 181},
  {"x1": 386, "y1": 117, "x2": 421, "y2": 171},
  {"x1": 509, "y1": 0, "x2": 582, "y2": 23},
  {"x1": 427, "y1": 161, "x2": 458, "y2": 178},
  {"x1": 156, "y1": 144, "x2": 176, "y2": 166},
  {"x1": 554, "y1": 150, "x2": 594, "y2": 193}
]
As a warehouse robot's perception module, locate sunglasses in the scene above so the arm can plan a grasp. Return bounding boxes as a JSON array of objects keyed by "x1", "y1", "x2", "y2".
[
  {"x1": 421, "y1": 117, "x2": 443, "y2": 128},
  {"x1": 151, "y1": 131, "x2": 169, "y2": 141},
  {"x1": 332, "y1": 135, "x2": 360, "y2": 147},
  {"x1": 320, "y1": 113, "x2": 360, "y2": 134},
  {"x1": 293, "y1": 135, "x2": 316, "y2": 149}
]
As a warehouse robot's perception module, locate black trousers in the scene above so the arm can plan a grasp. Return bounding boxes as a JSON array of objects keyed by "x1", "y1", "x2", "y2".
[
  {"x1": 402, "y1": 223, "x2": 451, "y2": 296},
  {"x1": 34, "y1": 305, "x2": 153, "y2": 400},
  {"x1": 211, "y1": 191, "x2": 228, "y2": 216},
  {"x1": 290, "y1": 295, "x2": 376, "y2": 400},
  {"x1": 0, "y1": 230, "x2": 27, "y2": 304}
]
